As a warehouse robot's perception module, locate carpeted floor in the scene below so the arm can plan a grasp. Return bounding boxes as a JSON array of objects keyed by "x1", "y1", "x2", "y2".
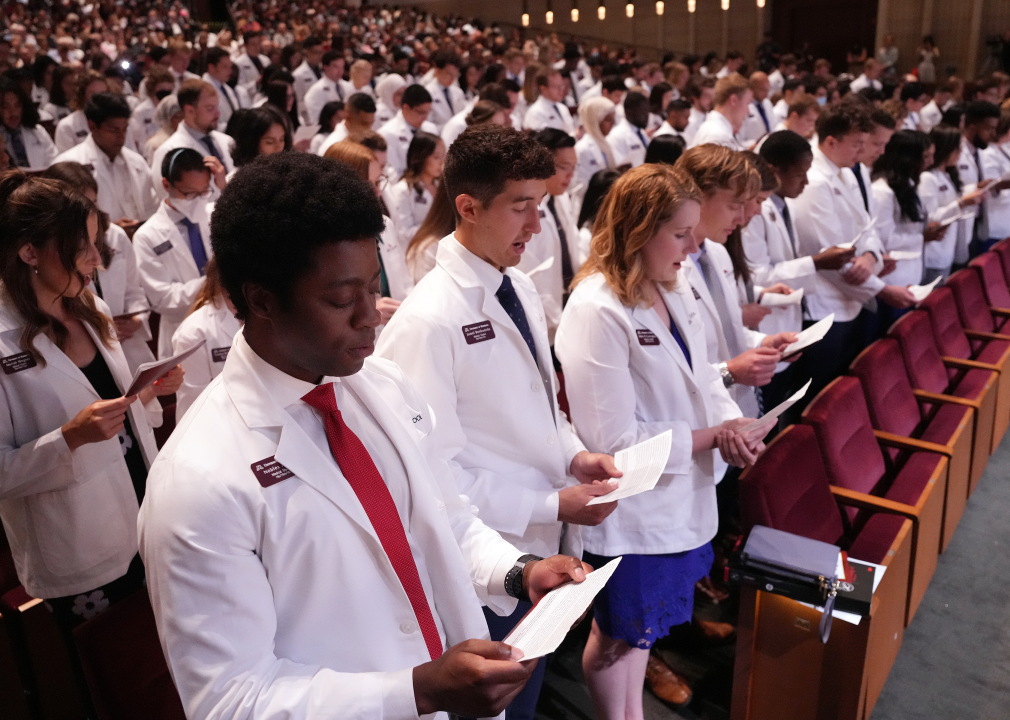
[{"x1": 535, "y1": 433, "x2": 1010, "y2": 720}]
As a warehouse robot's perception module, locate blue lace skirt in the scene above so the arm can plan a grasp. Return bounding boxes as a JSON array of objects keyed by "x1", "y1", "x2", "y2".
[{"x1": 584, "y1": 543, "x2": 714, "y2": 649}]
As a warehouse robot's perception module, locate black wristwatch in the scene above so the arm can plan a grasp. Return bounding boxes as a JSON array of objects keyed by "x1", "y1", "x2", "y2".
[{"x1": 505, "y1": 554, "x2": 542, "y2": 603}]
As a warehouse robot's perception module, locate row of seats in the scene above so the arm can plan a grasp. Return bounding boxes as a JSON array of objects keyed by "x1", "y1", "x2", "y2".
[{"x1": 731, "y1": 239, "x2": 1010, "y2": 720}]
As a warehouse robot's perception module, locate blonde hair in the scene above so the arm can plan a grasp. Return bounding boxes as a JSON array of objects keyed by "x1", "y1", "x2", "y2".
[
  {"x1": 674, "y1": 144, "x2": 761, "y2": 199},
  {"x1": 324, "y1": 140, "x2": 376, "y2": 182},
  {"x1": 573, "y1": 164, "x2": 702, "y2": 308},
  {"x1": 350, "y1": 59, "x2": 372, "y2": 86},
  {"x1": 579, "y1": 97, "x2": 617, "y2": 167},
  {"x1": 522, "y1": 62, "x2": 544, "y2": 105},
  {"x1": 714, "y1": 73, "x2": 751, "y2": 107}
]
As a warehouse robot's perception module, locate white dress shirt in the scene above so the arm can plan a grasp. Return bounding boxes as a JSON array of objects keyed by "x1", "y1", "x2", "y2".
[
  {"x1": 54, "y1": 135, "x2": 159, "y2": 221},
  {"x1": 689, "y1": 110, "x2": 742, "y2": 150},
  {"x1": 523, "y1": 95, "x2": 576, "y2": 136},
  {"x1": 423, "y1": 78, "x2": 467, "y2": 131},
  {"x1": 378, "y1": 112, "x2": 439, "y2": 180},
  {"x1": 608, "y1": 118, "x2": 650, "y2": 167}
]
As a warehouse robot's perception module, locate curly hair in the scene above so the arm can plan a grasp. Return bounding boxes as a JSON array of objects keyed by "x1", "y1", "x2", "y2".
[
  {"x1": 210, "y1": 153, "x2": 385, "y2": 319},
  {"x1": 442, "y1": 124, "x2": 555, "y2": 212}
]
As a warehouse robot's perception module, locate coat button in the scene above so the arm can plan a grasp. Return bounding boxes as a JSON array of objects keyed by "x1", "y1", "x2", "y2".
[
  {"x1": 547, "y1": 433, "x2": 557, "y2": 445},
  {"x1": 531, "y1": 381, "x2": 541, "y2": 392},
  {"x1": 400, "y1": 620, "x2": 415, "y2": 634}
]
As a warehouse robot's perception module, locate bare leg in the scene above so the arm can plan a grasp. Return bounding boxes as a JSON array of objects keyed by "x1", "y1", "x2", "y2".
[{"x1": 582, "y1": 618, "x2": 650, "y2": 720}]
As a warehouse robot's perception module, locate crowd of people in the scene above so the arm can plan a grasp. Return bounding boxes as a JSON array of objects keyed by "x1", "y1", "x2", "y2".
[{"x1": 3, "y1": 2, "x2": 1010, "y2": 719}]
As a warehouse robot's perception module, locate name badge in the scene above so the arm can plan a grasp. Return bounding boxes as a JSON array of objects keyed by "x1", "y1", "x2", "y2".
[
  {"x1": 211, "y1": 347, "x2": 230, "y2": 362},
  {"x1": 636, "y1": 329, "x2": 660, "y2": 346},
  {"x1": 250, "y1": 456, "x2": 295, "y2": 488},
  {"x1": 833, "y1": 188, "x2": 842, "y2": 196},
  {"x1": 769, "y1": 210, "x2": 777, "y2": 222},
  {"x1": 959, "y1": 164, "x2": 970, "y2": 171},
  {"x1": 939, "y1": 185, "x2": 949, "y2": 191},
  {"x1": 462, "y1": 320, "x2": 495, "y2": 344},
  {"x1": 75, "y1": 130, "x2": 87, "y2": 138},
  {"x1": 630, "y1": 143, "x2": 641, "y2": 150},
  {"x1": 589, "y1": 158, "x2": 598, "y2": 166},
  {"x1": 1, "y1": 351, "x2": 37, "y2": 375},
  {"x1": 144, "y1": 118, "x2": 152, "y2": 124},
  {"x1": 692, "y1": 286, "x2": 702, "y2": 300},
  {"x1": 153, "y1": 240, "x2": 173, "y2": 255},
  {"x1": 539, "y1": 208, "x2": 547, "y2": 218}
]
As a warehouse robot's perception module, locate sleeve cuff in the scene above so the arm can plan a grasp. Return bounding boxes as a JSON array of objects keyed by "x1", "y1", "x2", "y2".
[
  {"x1": 529, "y1": 490, "x2": 561, "y2": 525},
  {"x1": 382, "y1": 667, "x2": 422, "y2": 720},
  {"x1": 488, "y1": 547, "x2": 527, "y2": 602}
]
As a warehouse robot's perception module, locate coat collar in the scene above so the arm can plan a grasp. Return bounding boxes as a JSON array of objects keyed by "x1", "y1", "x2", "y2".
[{"x1": 628, "y1": 279, "x2": 701, "y2": 385}]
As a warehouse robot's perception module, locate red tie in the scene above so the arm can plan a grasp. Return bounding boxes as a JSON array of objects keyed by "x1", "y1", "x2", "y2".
[{"x1": 301, "y1": 383, "x2": 443, "y2": 660}]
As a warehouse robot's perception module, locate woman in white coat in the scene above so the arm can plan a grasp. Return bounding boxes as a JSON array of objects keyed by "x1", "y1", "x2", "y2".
[
  {"x1": 1, "y1": 84, "x2": 56, "y2": 171},
  {"x1": 980, "y1": 115, "x2": 1010, "y2": 249},
  {"x1": 571, "y1": 97, "x2": 617, "y2": 212},
  {"x1": 373, "y1": 73, "x2": 406, "y2": 130},
  {"x1": 555, "y1": 164, "x2": 768, "y2": 718},
  {"x1": 0, "y1": 173, "x2": 181, "y2": 635},
  {"x1": 384, "y1": 131, "x2": 445, "y2": 249}
]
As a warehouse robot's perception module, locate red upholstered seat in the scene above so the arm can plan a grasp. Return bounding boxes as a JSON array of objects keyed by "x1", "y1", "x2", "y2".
[
  {"x1": 993, "y1": 240, "x2": 1010, "y2": 284},
  {"x1": 946, "y1": 268, "x2": 1008, "y2": 333},
  {"x1": 969, "y1": 252, "x2": 1010, "y2": 310},
  {"x1": 920, "y1": 289, "x2": 974, "y2": 369},
  {"x1": 848, "y1": 514, "x2": 909, "y2": 565}
]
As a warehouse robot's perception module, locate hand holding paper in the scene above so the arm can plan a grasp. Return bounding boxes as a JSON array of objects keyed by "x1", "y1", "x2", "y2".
[
  {"x1": 908, "y1": 276, "x2": 941, "y2": 302},
  {"x1": 740, "y1": 379, "x2": 813, "y2": 433},
  {"x1": 760, "y1": 288, "x2": 804, "y2": 307},
  {"x1": 782, "y1": 314, "x2": 834, "y2": 357},
  {"x1": 586, "y1": 431, "x2": 673, "y2": 505},
  {"x1": 124, "y1": 340, "x2": 205, "y2": 397}
]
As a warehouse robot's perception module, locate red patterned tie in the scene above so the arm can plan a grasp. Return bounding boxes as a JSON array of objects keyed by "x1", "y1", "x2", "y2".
[{"x1": 301, "y1": 383, "x2": 443, "y2": 660}]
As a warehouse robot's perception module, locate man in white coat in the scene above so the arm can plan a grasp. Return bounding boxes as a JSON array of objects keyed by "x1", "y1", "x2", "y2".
[
  {"x1": 920, "y1": 84, "x2": 953, "y2": 133},
  {"x1": 378, "y1": 84, "x2": 438, "y2": 180},
  {"x1": 233, "y1": 30, "x2": 271, "y2": 98},
  {"x1": 127, "y1": 67, "x2": 176, "y2": 154},
  {"x1": 303, "y1": 50, "x2": 347, "y2": 126},
  {"x1": 53, "y1": 93, "x2": 158, "y2": 231},
  {"x1": 151, "y1": 79, "x2": 234, "y2": 202},
  {"x1": 139, "y1": 152, "x2": 592, "y2": 719},
  {"x1": 683, "y1": 77, "x2": 715, "y2": 146},
  {"x1": 424, "y1": 51, "x2": 466, "y2": 132},
  {"x1": 291, "y1": 36, "x2": 323, "y2": 117},
  {"x1": 690, "y1": 73, "x2": 751, "y2": 150},
  {"x1": 849, "y1": 59, "x2": 884, "y2": 94},
  {"x1": 737, "y1": 72, "x2": 776, "y2": 148},
  {"x1": 523, "y1": 67, "x2": 576, "y2": 136},
  {"x1": 376, "y1": 126, "x2": 621, "y2": 720},
  {"x1": 203, "y1": 48, "x2": 247, "y2": 131},
  {"x1": 607, "y1": 91, "x2": 651, "y2": 167}
]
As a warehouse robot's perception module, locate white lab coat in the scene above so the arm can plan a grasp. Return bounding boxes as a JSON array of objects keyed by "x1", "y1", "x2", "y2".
[
  {"x1": 127, "y1": 97, "x2": 159, "y2": 154},
  {"x1": 871, "y1": 178, "x2": 925, "y2": 287},
  {"x1": 385, "y1": 178, "x2": 433, "y2": 250},
  {"x1": 518, "y1": 193, "x2": 584, "y2": 342},
  {"x1": 652, "y1": 121, "x2": 687, "y2": 141},
  {"x1": 440, "y1": 99, "x2": 476, "y2": 149},
  {"x1": 683, "y1": 107, "x2": 708, "y2": 146},
  {"x1": 424, "y1": 78, "x2": 467, "y2": 131},
  {"x1": 5, "y1": 124, "x2": 56, "y2": 170},
  {"x1": 768, "y1": 70, "x2": 786, "y2": 97},
  {"x1": 291, "y1": 61, "x2": 321, "y2": 121},
  {"x1": 378, "y1": 215, "x2": 414, "y2": 302},
  {"x1": 918, "y1": 169, "x2": 967, "y2": 272},
  {"x1": 0, "y1": 294, "x2": 159, "y2": 599},
  {"x1": 570, "y1": 134, "x2": 610, "y2": 207},
  {"x1": 956, "y1": 137, "x2": 984, "y2": 263},
  {"x1": 523, "y1": 95, "x2": 576, "y2": 136},
  {"x1": 981, "y1": 143, "x2": 1010, "y2": 240},
  {"x1": 792, "y1": 147, "x2": 887, "y2": 321},
  {"x1": 96, "y1": 224, "x2": 156, "y2": 373},
  {"x1": 554, "y1": 272, "x2": 741, "y2": 555},
  {"x1": 171, "y1": 299, "x2": 241, "y2": 419},
  {"x1": 203, "y1": 74, "x2": 244, "y2": 131},
  {"x1": 150, "y1": 123, "x2": 235, "y2": 201},
  {"x1": 233, "y1": 52, "x2": 271, "y2": 97},
  {"x1": 737, "y1": 99, "x2": 776, "y2": 147},
  {"x1": 849, "y1": 75, "x2": 883, "y2": 93},
  {"x1": 134, "y1": 201, "x2": 211, "y2": 358},
  {"x1": 303, "y1": 76, "x2": 346, "y2": 126},
  {"x1": 54, "y1": 135, "x2": 159, "y2": 222},
  {"x1": 139, "y1": 331, "x2": 522, "y2": 720},
  {"x1": 689, "y1": 110, "x2": 742, "y2": 150},
  {"x1": 54, "y1": 110, "x2": 91, "y2": 153},
  {"x1": 375, "y1": 235, "x2": 588, "y2": 560},
  {"x1": 378, "y1": 112, "x2": 439, "y2": 181},
  {"x1": 919, "y1": 100, "x2": 944, "y2": 133},
  {"x1": 608, "y1": 118, "x2": 650, "y2": 167}
]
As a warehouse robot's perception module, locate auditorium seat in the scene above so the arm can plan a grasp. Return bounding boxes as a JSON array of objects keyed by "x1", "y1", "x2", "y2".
[
  {"x1": 847, "y1": 343, "x2": 972, "y2": 549},
  {"x1": 734, "y1": 424, "x2": 912, "y2": 720},
  {"x1": 946, "y1": 267, "x2": 1009, "y2": 334},
  {"x1": 73, "y1": 589, "x2": 185, "y2": 720},
  {"x1": 991, "y1": 239, "x2": 1010, "y2": 284},
  {"x1": 969, "y1": 252, "x2": 1010, "y2": 312},
  {"x1": 889, "y1": 310, "x2": 1001, "y2": 456},
  {"x1": 799, "y1": 373, "x2": 945, "y2": 623},
  {"x1": 919, "y1": 287, "x2": 1010, "y2": 462}
]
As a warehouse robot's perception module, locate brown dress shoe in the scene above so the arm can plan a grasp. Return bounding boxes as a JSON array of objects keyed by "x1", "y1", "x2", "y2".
[
  {"x1": 645, "y1": 655, "x2": 693, "y2": 708},
  {"x1": 694, "y1": 618, "x2": 736, "y2": 642}
]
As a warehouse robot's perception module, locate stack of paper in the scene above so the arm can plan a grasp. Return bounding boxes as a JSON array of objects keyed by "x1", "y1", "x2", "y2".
[
  {"x1": 760, "y1": 288, "x2": 804, "y2": 307},
  {"x1": 781, "y1": 314, "x2": 834, "y2": 357},
  {"x1": 586, "y1": 431, "x2": 672, "y2": 505},
  {"x1": 908, "y1": 276, "x2": 942, "y2": 302}
]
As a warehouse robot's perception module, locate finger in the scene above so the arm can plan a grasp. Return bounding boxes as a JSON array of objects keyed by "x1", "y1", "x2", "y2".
[
  {"x1": 545, "y1": 554, "x2": 588, "y2": 583},
  {"x1": 479, "y1": 658, "x2": 536, "y2": 683},
  {"x1": 597, "y1": 455, "x2": 623, "y2": 478},
  {"x1": 585, "y1": 479, "x2": 619, "y2": 495},
  {"x1": 468, "y1": 640, "x2": 519, "y2": 661}
]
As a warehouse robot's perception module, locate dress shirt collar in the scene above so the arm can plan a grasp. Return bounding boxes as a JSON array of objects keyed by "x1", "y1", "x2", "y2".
[
  {"x1": 442, "y1": 232, "x2": 505, "y2": 290},
  {"x1": 83, "y1": 133, "x2": 121, "y2": 165},
  {"x1": 182, "y1": 120, "x2": 211, "y2": 144},
  {"x1": 770, "y1": 193, "x2": 787, "y2": 213},
  {"x1": 236, "y1": 329, "x2": 341, "y2": 412}
]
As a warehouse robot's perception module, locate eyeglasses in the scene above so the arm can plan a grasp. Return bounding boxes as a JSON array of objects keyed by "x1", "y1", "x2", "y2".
[
  {"x1": 170, "y1": 184, "x2": 214, "y2": 201},
  {"x1": 373, "y1": 175, "x2": 388, "y2": 193}
]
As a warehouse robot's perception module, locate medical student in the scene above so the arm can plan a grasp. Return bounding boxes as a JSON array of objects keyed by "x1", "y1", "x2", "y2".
[
  {"x1": 981, "y1": 112, "x2": 1010, "y2": 247},
  {"x1": 571, "y1": 97, "x2": 616, "y2": 211},
  {"x1": 424, "y1": 51, "x2": 466, "y2": 132},
  {"x1": 44, "y1": 162, "x2": 156, "y2": 374},
  {"x1": 690, "y1": 74, "x2": 752, "y2": 150},
  {"x1": 127, "y1": 67, "x2": 176, "y2": 154},
  {"x1": 139, "y1": 151, "x2": 592, "y2": 719},
  {"x1": 291, "y1": 36, "x2": 323, "y2": 116},
  {"x1": 523, "y1": 67, "x2": 577, "y2": 136},
  {"x1": 384, "y1": 132, "x2": 445, "y2": 249},
  {"x1": 233, "y1": 30, "x2": 271, "y2": 98},
  {"x1": 135, "y1": 148, "x2": 220, "y2": 358},
  {"x1": 54, "y1": 70, "x2": 110, "y2": 154},
  {"x1": 683, "y1": 77, "x2": 715, "y2": 146},
  {"x1": 920, "y1": 126, "x2": 987, "y2": 282},
  {"x1": 151, "y1": 79, "x2": 234, "y2": 202},
  {"x1": 374, "y1": 72, "x2": 407, "y2": 129},
  {"x1": 376, "y1": 125, "x2": 622, "y2": 720},
  {"x1": 791, "y1": 103, "x2": 915, "y2": 399},
  {"x1": 960, "y1": 101, "x2": 1010, "y2": 255},
  {"x1": 518, "y1": 129, "x2": 584, "y2": 344},
  {"x1": 303, "y1": 51, "x2": 347, "y2": 126},
  {"x1": 920, "y1": 84, "x2": 953, "y2": 133},
  {"x1": 607, "y1": 91, "x2": 651, "y2": 167},
  {"x1": 378, "y1": 84, "x2": 438, "y2": 180},
  {"x1": 654, "y1": 98, "x2": 692, "y2": 141},
  {"x1": 1, "y1": 82, "x2": 56, "y2": 170},
  {"x1": 0, "y1": 173, "x2": 180, "y2": 703},
  {"x1": 203, "y1": 47, "x2": 248, "y2": 131},
  {"x1": 555, "y1": 164, "x2": 768, "y2": 716},
  {"x1": 53, "y1": 93, "x2": 159, "y2": 233},
  {"x1": 737, "y1": 72, "x2": 776, "y2": 148}
]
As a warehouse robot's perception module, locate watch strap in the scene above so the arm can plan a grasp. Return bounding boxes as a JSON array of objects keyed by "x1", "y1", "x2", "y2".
[{"x1": 505, "y1": 554, "x2": 542, "y2": 603}]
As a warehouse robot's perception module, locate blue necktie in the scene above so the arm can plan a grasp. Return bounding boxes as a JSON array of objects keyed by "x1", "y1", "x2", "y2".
[
  {"x1": 635, "y1": 126, "x2": 648, "y2": 146},
  {"x1": 755, "y1": 101, "x2": 770, "y2": 132},
  {"x1": 495, "y1": 274, "x2": 538, "y2": 364},
  {"x1": 442, "y1": 87, "x2": 453, "y2": 114},
  {"x1": 201, "y1": 134, "x2": 223, "y2": 163},
  {"x1": 6, "y1": 127, "x2": 28, "y2": 167},
  {"x1": 180, "y1": 217, "x2": 208, "y2": 275},
  {"x1": 669, "y1": 316, "x2": 692, "y2": 370}
]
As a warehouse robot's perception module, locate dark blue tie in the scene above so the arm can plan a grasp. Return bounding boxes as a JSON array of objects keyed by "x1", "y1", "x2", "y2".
[
  {"x1": 754, "y1": 101, "x2": 770, "y2": 132},
  {"x1": 495, "y1": 274, "x2": 538, "y2": 364},
  {"x1": 201, "y1": 134, "x2": 223, "y2": 163},
  {"x1": 6, "y1": 127, "x2": 29, "y2": 167},
  {"x1": 442, "y1": 87, "x2": 454, "y2": 114},
  {"x1": 669, "y1": 316, "x2": 692, "y2": 370},
  {"x1": 180, "y1": 217, "x2": 208, "y2": 275},
  {"x1": 635, "y1": 126, "x2": 648, "y2": 146},
  {"x1": 852, "y1": 162, "x2": 869, "y2": 212}
]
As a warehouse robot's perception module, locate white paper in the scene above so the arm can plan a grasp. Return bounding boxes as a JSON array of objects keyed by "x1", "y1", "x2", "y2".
[
  {"x1": 908, "y1": 276, "x2": 942, "y2": 302},
  {"x1": 782, "y1": 313, "x2": 834, "y2": 357},
  {"x1": 941, "y1": 209, "x2": 977, "y2": 226},
  {"x1": 888, "y1": 250, "x2": 921, "y2": 261},
  {"x1": 799, "y1": 559, "x2": 886, "y2": 626},
  {"x1": 124, "y1": 340, "x2": 205, "y2": 397},
  {"x1": 525, "y1": 255, "x2": 555, "y2": 277},
  {"x1": 586, "y1": 431, "x2": 673, "y2": 505},
  {"x1": 836, "y1": 218, "x2": 876, "y2": 249},
  {"x1": 740, "y1": 379, "x2": 812, "y2": 432},
  {"x1": 759, "y1": 288, "x2": 804, "y2": 307},
  {"x1": 294, "y1": 123, "x2": 320, "y2": 144},
  {"x1": 504, "y1": 558, "x2": 622, "y2": 659}
]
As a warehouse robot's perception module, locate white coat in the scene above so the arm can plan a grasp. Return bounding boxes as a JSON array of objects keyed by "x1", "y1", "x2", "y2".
[
  {"x1": 517, "y1": 193, "x2": 584, "y2": 342},
  {"x1": 385, "y1": 178, "x2": 433, "y2": 250},
  {"x1": 54, "y1": 135, "x2": 159, "y2": 222},
  {"x1": 375, "y1": 235, "x2": 588, "y2": 560},
  {"x1": 303, "y1": 76, "x2": 346, "y2": 127},
  {"x1": 378, "y1": 215, "x2": 414, "y2": 302},
  {"x1": 139, "y1": 332, "x2": 523, "y2": 720},
  {"x1": 150, "y1": 123, "x2": 235, "y2": 201},
  {"x1": 981, "y1": 143, "x2": 1010, "y2": 240},
  {"x1": 203, "y1": 74, "x2": 244, "y2": 131},
  {"x1": 683, "y1": 107, "x2": 707, "y2": 146},
  {"x1": 652, "y1": 121, "x2": 687, "y2": 141},
  {"x1": 4, "y1": 124, "x2": 56, "y2": 170},
  {"x1": 871, "y1": 178, "x2": 925, "y2": 287},
  {"x1": 423, "y1": 78, "x2": 467, "y2": 131},
  {"x1": 127, "y1": 97, "x2": 159, "y2": 154},
  {"x1": 608, "y1": 118, "x2": 650, "y2": 167},
  {"x1": 134, "y1": 200, "x2": 211, "y2": 358},
  {"x1": 738, "y1": 99, "x2": 776, "y2": 147},
  {"x1": 54, "y1": 110, "x2": 91, "y2": 154},
  {"x1": 918, "y1": 169, "x2": 967, "y2": 272},
  {"x1": 792, "y1": 147, "x2": 887, "y2": 321},
  {"x1": 171, "y1": 299, "x2": 241, "y2": 419},
  {"x1": 291, "y1": 61, "x2": 321, "y2": 121},
  {"x1": 768, "y1": 70, "x2": 786, "y2": 97},
  {"x1": 956, "y1": 137, "x2": 984, "y2": 263},
  {"x1": 96, "y1": 224, "x2": 156, "y2": 373},
  {"x1": 378, "y1": 112, "x2": 439, "y2": 180},
  {"x1": 571, "y1": 134, "x2": 611, "y2": 207},
  {"x1": 440, "y1": 99, "x2": 476, "y2": 149},
  {"x1": 0, "y1": 293, "x2": 159, "y2": 599},
  {"x1": 919, "y1": 100, "x2": 944, "y2": 133},
  {"x1": 523, "y1": 95, "x2": 576, "y2": 136},
  {"x1": 554, "y1": 272, "x2": 741, "y2": 555},
  {"x1": 233, "y1": 52, "x2": 271, "y2": 97},
  {"x1": 689, "y1": 110, "x2": 742, "y2": 150}
]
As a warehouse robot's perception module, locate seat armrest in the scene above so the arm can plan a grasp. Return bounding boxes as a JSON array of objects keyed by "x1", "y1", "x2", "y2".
[
  {"x1": 829, "y1": 486, "x2": 920, "y2": 521},
  {"x1": 912, "y1": 388, "x2": 981, "y2": 409},
  {"x1": 873, "y1": 429, "x2": 953, "y2": 457},
  {"x1": 964, "y1": 328, "x2": 1010, "y2": 342},
  {"x1": 990, "y1": 307, "x2": 1010, "y2": 318},
  {"x1": 942, "y1": 356, "x2": 1002, "y2": 372}
]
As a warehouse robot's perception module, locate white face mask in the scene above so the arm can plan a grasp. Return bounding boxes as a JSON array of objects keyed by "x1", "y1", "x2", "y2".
[
  {"x1": 170, "y1": 195, "x2": 207, "y2": 222},
  {"x1": 817, "y1": 96, "x2": 828, "y2": 106}
]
